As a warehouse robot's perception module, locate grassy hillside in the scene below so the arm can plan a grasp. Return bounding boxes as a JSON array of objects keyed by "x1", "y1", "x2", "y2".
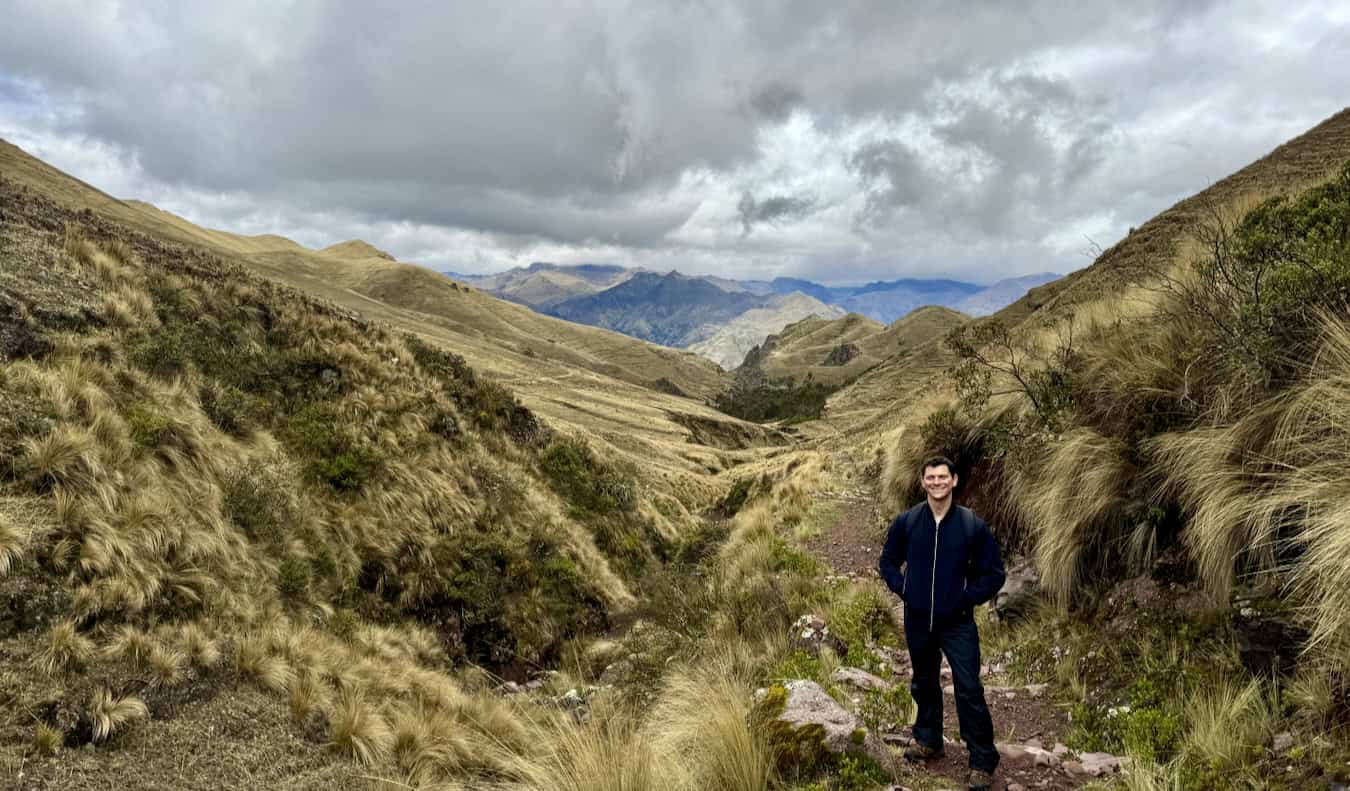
[
  {"x1": 820, "y1": 107, "x2": 1350, "y2": 445},
  {"x1": 0, "y1": 140, "x2": 761, "y2": 502},
  {"x1": 869, "y1": 116, "x2": 1350, "y2": 787},
  {"x1": 757, "y1": 306, "x2": 966, "y2": 387},
  {"x1": 0, "y1": 170, "x2": 780, "y2": 786}
]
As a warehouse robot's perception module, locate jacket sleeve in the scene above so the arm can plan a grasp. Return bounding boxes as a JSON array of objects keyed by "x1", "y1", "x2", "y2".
[
  {"x1": 878, "y1": 513, "x2": 908, "y2": 597},
  {"x1": 960, "y1": 515, "x2": 1006, "y2": 608}
]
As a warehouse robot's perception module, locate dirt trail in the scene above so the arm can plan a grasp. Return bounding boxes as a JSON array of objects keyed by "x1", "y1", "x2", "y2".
[{"x1": 806, "y1": 489, "x2": 1090, "y2": 791}]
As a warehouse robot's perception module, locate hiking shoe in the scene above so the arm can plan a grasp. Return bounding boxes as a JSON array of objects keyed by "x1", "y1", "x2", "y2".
[
  {"x1": 903, "y1": 741, "x2": 944, "y2": 762},
  {"x1": 967, "y1": 768, "x2": 994, "y2": 790}
]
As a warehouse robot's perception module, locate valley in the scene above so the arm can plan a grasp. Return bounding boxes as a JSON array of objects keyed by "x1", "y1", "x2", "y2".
[{"x1": 4, "y1": 102, "x2": 1350, "y2": 791}]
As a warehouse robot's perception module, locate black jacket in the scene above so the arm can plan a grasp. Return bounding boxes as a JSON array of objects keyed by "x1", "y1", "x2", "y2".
[{"x1": 878, "y1": 501, "x2": 1006, "y2": 630}]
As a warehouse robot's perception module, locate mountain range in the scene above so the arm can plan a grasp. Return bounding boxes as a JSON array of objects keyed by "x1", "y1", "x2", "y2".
[{"x1": 450, "y1": 264, "x2": 1059, "y2": 369}]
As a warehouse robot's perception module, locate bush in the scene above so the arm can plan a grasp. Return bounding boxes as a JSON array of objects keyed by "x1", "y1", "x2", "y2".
[
  {"x1": 540, "y1": 436, "x2": 637, "y2": 516},
  {"x1": 279, "y1": 402, "x2": 384, "y2": 492},
  {"x1": 277, "y1": 554, "x2": 310, "y2": 598},
  {"x1": 199, "y1": 381, "x2": 268, "y2": 436},
  {"x1": 126, "y1": 328, "x2": 190, "y2": 379},
  {"x1": 222, "y1": 462, "x2": 302, "y2": 544},
  {"x1": 712, "y1": 377, "x2": 838, "y2": 424},
  {"x1": 123, "y1": 401, "x2": 175, "y2": 447}
]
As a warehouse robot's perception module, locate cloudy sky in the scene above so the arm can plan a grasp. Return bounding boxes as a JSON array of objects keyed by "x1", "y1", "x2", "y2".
[{"x1": 2, "y1": 1, "x2": 1348, "y2": 285}]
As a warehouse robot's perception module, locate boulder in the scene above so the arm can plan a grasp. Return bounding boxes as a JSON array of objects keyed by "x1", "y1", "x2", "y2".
[
  {"x1": 830, "y1": 667, "x2": 890, "y2": 693},
  {"x1": 991, "y1": 558, "x2": 1039, "y2": 622},
  {"x1": 755, "y1": 680, "x2": 897, "y2": 776},
  {"x1": 1063, "y1": 751, "x2": 1122, "y2": 777}
]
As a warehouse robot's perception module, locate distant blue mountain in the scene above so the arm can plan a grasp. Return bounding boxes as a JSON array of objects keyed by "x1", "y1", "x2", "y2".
[{"x1": 446, "y1": 262, "x2": 1060, "y2": 344}]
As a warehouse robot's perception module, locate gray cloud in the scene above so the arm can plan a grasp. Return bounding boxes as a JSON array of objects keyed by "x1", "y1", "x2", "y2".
[
  {"x1": 0, "y1": 1, "x2": 1347, "y2": 283},
  {"x1": 737, "y1": 191, "x2": 817, "y2": 235}
]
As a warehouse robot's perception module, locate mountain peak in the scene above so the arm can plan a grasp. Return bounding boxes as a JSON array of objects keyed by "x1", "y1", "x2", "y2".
[{"x1": 320, "y1": 239, "x2": 396, "y2": 261}]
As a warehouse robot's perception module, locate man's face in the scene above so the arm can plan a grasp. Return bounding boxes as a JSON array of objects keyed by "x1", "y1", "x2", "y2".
[{"x1": 921, "y1": 464, "x2": 956, "y2": 501}]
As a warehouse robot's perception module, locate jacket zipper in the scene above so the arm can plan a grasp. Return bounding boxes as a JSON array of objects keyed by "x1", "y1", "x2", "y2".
[{"x1": 929, "y1": 513, "x2": 942, "y2": 632}]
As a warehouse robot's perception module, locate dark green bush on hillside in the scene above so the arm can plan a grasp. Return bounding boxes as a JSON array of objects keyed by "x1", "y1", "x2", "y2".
[
  {"x1": 540, "y1": 436, "x2": 637, "y2": 515},
  {"x1": 404, "y1": 335, "x2": 547, "y2": 444},
  {"x1": 278, "y1": 402, "x2": 384, "y2": 492},
  {"x1": 198, "y1": 381, "x2": 269, "y2": 437},
  {"x1": 1150, "y1": 162, "x2": 1350, "y2": 415},
  {"x1": 711, "y1": 376, "x2": 837, "y2": 424}
]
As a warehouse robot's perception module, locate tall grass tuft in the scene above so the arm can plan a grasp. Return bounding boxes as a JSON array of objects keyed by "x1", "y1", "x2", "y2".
[
  {"x1": 329, "y1": 687, "x2": 393, "y2": 767},
  {"x1": 1182, "y1": 679, "x2": 1271, "y2": 772},
  {"x1": 88, "y1": 688, "x2": 149, "y2": 744},
  {"x1": 1008, "y1": 429, "x2": 1134, "y2": 605},
  {"x1": 647, "y1": 656, "x2": 776, "y2": 791},
  {"x1": 0, "y1": 512, "x2": 22, "y2": 575},
  {"x1": 34, "y1": 619, "x2": 94, "y2": 675}
]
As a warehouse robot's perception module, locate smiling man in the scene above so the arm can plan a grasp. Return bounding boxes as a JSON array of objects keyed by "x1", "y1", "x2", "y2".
[{"x1": 879, "y1": 455, "x2": 1006, "y2": 791}]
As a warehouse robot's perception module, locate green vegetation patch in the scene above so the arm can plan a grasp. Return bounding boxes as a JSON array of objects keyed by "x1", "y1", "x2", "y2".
[
  {"x1": 712, "y1": 375, "x2": 840, "y2": 424},
  {"x1": 278, "y1": 402, "x2": 385, "y2": 492}
]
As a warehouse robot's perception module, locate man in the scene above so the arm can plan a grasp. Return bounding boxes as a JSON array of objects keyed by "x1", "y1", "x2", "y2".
[{"x1": 878, "y1": 455, "x2": 1006, "y2": 791}]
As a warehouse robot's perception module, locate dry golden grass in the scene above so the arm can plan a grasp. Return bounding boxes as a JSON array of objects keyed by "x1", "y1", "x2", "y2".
[
  {"x1": 329, "y1": 687, "x2": 393, "y2": 767},
  {"x1": 88, "y1": 688, "x2": 149, "y2": 744},
  {"x1": 31, "y1": 722, "x2": 63, "y2": 756},
  {"x1": 0, "y1": 510, "x2": 22, "y2": 575},
  {"x1": 1010, "y1": 429, "x2": 1136, "y2": 605},
  {"x1": 34, "y1": 619, "x2": 95, "y2": 675}
]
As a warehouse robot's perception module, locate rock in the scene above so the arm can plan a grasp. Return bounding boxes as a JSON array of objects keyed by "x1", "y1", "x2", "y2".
[
  {"x1": 557, "y1": 688, "x2": 585, "y2": 710},
  {"x1": 1025, "y1": 683, "x2": 1048, "y2": 698},
  {"x1": 996, "y1": 743, "x2": 1028, "y2": 760},
  {"x1": 1052, "y1": 742, "x2": 1069, "y2": 756},
  {"x1": 496, "y1": 681, "x2": 522, "y2": 695},
  {"x1": 1063, "y1": 752, "x2": 1122, "y2": 777},
  {"x1": 831, "y1": 667, "x2": 890, "y2": 692},
  {"x1": 1007, "y1": 784, "x2": 1027, "y2": 791},
  {"x1": 1234, "y1": 611, "x2": 1306, "y2": 678},
  {"x1": 1273, "y1": 731, "x2": 1295, "y2": 753},
  {"x1": 1020, "y1": 744, "x2": 1061, "y2": 768},
  {"x1": 791, "y1": 615, "x2": 847, "y2": 658},
  {"x1": 992, "y1": 557, "x2": 1040, "y2": 622},
  {"x1": 758, "y1": 680, "x2": 897, "y2": 775},
  {"x1": 1024, "y1": 737, "x2": 1045, "y2": 750}
]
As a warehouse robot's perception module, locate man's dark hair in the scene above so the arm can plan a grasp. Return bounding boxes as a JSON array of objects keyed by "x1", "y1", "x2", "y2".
[{"x1": 921, "y1": 455, "x2": 956, "y2": 476}]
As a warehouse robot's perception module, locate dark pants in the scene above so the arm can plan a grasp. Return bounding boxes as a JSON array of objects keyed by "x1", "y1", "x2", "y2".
[{"x1": 905, "y1": 606, "x2": 999, "y2": 773}]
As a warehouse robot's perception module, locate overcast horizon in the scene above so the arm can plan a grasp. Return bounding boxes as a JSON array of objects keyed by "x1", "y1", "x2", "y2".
[{"x1": 2, "y1": 2, "x2": 1348, "y2": 286}]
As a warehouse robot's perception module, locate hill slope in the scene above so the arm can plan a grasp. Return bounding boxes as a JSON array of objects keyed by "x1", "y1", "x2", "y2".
[
  {"x1": 548, "y1": 271, "x2": 767, "y2": 347},
  {"x1": 685, "y1": 292, "x2": 846, "y2": 369},
  {"x1": 753, "y1": 306, "x2": 967, "y2": 386},
  {"x1": 0, "y1": 140, "x2": 761, "y2": 492},
  {"x1": 818, "y1": 107, "x2": 1350, "y2": 442}
]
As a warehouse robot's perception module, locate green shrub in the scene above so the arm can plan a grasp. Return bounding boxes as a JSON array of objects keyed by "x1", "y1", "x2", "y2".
[
  {"x1": 712, "y1": 376, "x2": 839, "y2": 424},
  {"x1": 222, "y1": 462, "x2": 300, "y2": 544},
  {"x1": 540, "y1": 436, "x2": 637, "y2": 516},
  {"x1": 858, "y1": 684, "x2": 913, "y2": 735},
  {"x1": 835, "y1": 753, "x2": 890, "y2": 790},
  {"x1": 198, "y1": 381, "x2": 268, "y2": 436},
  {"x1": 279, "y1": 403, "x2": 384, "y2": 492},
  {"x1": 767, "y1": 650, "x2": 825, "y2": 685},
  {"x1": 277, "y1": 554, "x2": 310, "y2": 598},
  {"x1": 770, "y1": 536, "x2": 821, "y2": 577},
  {"x1": 124, "y1": 401, "x2": 175, "y2": 447},
  {"x1": 126, "y1": 328, "x2": 190, "y2": 379}
]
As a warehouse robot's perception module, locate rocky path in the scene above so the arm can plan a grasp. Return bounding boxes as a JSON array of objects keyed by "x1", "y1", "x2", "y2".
[{"x1": 804, "y1": 488, "x2": 1108, "y2": 790}]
